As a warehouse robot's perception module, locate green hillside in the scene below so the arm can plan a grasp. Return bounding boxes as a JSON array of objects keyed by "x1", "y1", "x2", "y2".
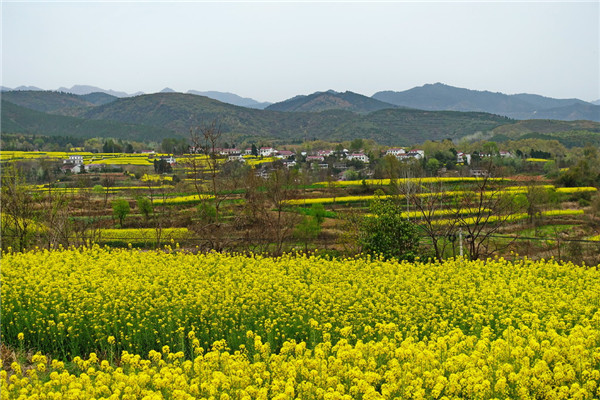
[
  {"x1": 1, "y1": 90, "x2": 96, "y2": 116},
  {"x1": 266, "y1": 90, "x2": 397, "y2": 113},
  {"x1": 79, "y1": 93, "x2": 514, "y2": 145},
  {"x1": 487, "y1": 120, "x2": 600, "y2": 148},
  {"x1": 80, "y1": 92, "x2": 118, "y2": 106},
  {"x1": 490, "y1": 119, "x2": 600, "y2": 136},
  {"x1": 372, "y1": 83, "x2": 599, "y2": 121},
  {"x1": 1, "y1": 100, "x2": 175, "y2": 141},
  {"x1": 7, "y1": 91, "x2": 597, "y2": 146}
]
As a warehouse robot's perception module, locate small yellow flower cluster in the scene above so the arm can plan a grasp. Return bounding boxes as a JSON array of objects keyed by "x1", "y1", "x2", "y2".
[
  {"x1": 97, "y1": 228, "x2": 189, "y2": 243},
  {"x1": 525, "y1": 158, "x2": 552, "y2": 163},
  {"x1": 555, "y1": 187, "x2": 598, "y2": 194},
  {"x1": 2, "y1": 248, "x2": 599, "y2": 399},
  {"x1": 245, "y1": 157, "x2": 280, "y2": 166},
  {"x1": 140, "y1": 174, "x2": 173, "y2": 182},
  {"x1": 91, "y1": 157, "x2": 153, "y2": 166},
  {"x1": 151, "y1": 194, "x2": 215, "y2": 205},
  {"x1": 433, "y1": 208, "x2": 584, "y2": 226}
]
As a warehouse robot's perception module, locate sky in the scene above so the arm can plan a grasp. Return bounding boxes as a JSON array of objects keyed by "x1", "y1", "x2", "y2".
[{"x1": 2, "y1": 1, "x2": 599, "y2": 103}]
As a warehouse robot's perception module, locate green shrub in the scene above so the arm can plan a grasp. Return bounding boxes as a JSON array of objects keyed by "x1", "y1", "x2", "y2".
[{"x1": 360, "y1": 196, "x2": 420, "y2": 261}]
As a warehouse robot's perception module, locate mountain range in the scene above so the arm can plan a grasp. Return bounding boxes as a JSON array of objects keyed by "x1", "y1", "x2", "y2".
[
  {"x1": 186, "y1": 90, "x2": 272, "y2": 109},
  {"x1": 1, "y1": 85, "x2": 272, "y2": 109},
  {"x1": 1, "y1": 91, "x2": 514, "y2": 145},
  {"x1": 371, "y1": 83, "x2": 599, "y2": 121},
  {"x1": 2, "y1": 83, "x2": 599, "y2": 146},
  {"x1": 3, "y1": 83, "x2": 598, "y2": 121}
]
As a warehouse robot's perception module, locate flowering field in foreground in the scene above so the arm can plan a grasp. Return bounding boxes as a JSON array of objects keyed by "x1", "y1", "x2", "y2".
[{"x1": 2, "y1": 249, "x2": 600, "y2": 399}]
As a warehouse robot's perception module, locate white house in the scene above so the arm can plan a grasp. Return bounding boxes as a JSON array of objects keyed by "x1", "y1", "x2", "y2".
[
  {"x1": 61, "y1": 164, "x2": 80, "y2": 173},
  {"x1": 85, "y1": 164, "x2": 104, "y2": 172},
  {"x1": 64, "y1": 155, "x2": 84, "y2": 165},
  {"x1": 228, "y1": 153, "x2": 244, "y2": 162},
  {"x1": 471, "y1": 169, "x2": 491, "y2": 177},
  {"x1": 219, "y1": 148, "x2": 240, "y2": 156},
  {"x1": 276, "y1": 150, "x2": 295, "y2": 159},
  {"x1": 499, "y1": 151, "x2": 513, "y2": 158},
  {"x1": 385, "y1": 148, "x2": 406, "y2": 157},
  {"x1": 306, "y1": 155, "x2": 325, "y2": 162},
  {"x1": 317, "y1": 150, "x2": 335, "y2": 157},
  {"x1": 456, "y1": 152, "x2": 472, "y2": 165},
  {"x1": 260, "y1": 147, "x2": 276, "y2": 157},
  {"x1": 160, "y1": 156, "x2": 176, "y2": 165},
  {"x1": 347, "y1": 153, "x2": 370, "y2": 163},
  {"x1": 407, "y1": 149, "x2": 425, "y2": 159}
]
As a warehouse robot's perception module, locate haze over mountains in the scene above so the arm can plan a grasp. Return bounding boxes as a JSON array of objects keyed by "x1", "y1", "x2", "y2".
[
  {"x1": 1, "y1": 85, "x2": 273, "y2": 109},
  {"x1": 2, "y1": 83, "x2": 599, "y2": 146},
  {"x1": 187, "y1": 91, "x2": 272, "y2": 109}
]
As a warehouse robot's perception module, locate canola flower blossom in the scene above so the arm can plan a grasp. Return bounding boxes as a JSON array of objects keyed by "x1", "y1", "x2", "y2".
[
  {"x1": 140, "y1": 174, "x2": 173, "y2": 182},
  {"x1": 432, "y1": 208, "x2": 584, "y2": 226},
  {"x1": 97, "y1": 228, "x2": 189, "y2": 244},
  {"x1": 284, "y1": 186, "x2": 597, "y2": 206},
  {"x1": 2, "y1": 248, "x2": 600, "y2": 399},
  {"x1": 313, "y1": 177, "x2": 508, "y2": 187},
  {"x1": 526, "y1": 158, "x2": 552, "y2": 163},
  {"x1": 152, "y1": 194, "x2": 215, "y2": 205}
]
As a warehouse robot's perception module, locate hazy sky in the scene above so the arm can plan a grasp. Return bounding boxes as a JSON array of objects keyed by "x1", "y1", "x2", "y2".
[{"x1": 2, "y1": 1, "x2": 599, "y2": 102}]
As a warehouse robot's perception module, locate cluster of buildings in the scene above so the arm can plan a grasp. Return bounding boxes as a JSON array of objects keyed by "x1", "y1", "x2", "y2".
[
  {"x1": 60, "y1": 143, "x2": 515, "y2": 179},
  {"x1": 61, "y1": 155, "x2": 104, "y2": 174},
  {"x1": 456, "y1": 150, "x2": 513, "y2": 165},
  {"x1": 384, "y1": 148, "x2": 425, "y2": 161},
  {"x1": 212, "y1": 147, "x2": 372, "y2": 166}
]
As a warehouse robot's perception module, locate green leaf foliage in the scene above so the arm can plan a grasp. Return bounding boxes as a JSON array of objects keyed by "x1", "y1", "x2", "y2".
[{"x1": 360, "y1": 196, "x2": 420, "y2": 262}]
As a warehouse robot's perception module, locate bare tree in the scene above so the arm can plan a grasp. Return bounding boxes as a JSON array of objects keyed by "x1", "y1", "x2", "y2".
[
  {"x1": 400, "y1": 179, "x2": 460, "y2": 261},
  {"x1": 187, "y1": 126, "x2": 207, "y2": 205},
  {"x1": 41, "y1": 186, "x2": 74, "y2": 248},
  {"x1": 1, "y1": 165, "x2": 37, "y2": 251},
  {"x1": 237, "y1": 166, "x2": 301, "y2": 255},
  {"x1": 451, "y1": 173, "x2": 523, "y2": 260},
  {"x1": 140, "y1": 178, "x2": 172, "y2": 248},
  {"x1": 264, "y1": 166, "x2": 301, "y2": 254},
  {"x1": 102, "y1": 174, "x2": 115, "y2": 208}
]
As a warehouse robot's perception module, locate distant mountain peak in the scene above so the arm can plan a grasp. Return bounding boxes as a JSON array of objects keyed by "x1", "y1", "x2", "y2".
[
  {"x1": 266, "y1": 90, "x2": 397, "y2": 113},
  {"x1": 187, "y1": 90, "x2": 272, "y2": 109},
  {"x1": 372, "y1": 83, "x2": 599, "y2": 121},
  {"x1": 13, "y1": 85, "x2": 43, "y2": 91},
  {"x1": 56, "y1": 85, "x2": 141, "y2": 98},
  {"x1": 160, "y1": 87, "x2": 176, "y2": 93}
]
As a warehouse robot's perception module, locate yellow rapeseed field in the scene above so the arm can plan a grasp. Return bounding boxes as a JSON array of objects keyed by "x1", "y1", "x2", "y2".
[
  {"x1": 2, "y1": 248, "x2": 599, "y2": 399},
  {"x1": 313, "y1": 177, "x2": 508, "y2": 187}
]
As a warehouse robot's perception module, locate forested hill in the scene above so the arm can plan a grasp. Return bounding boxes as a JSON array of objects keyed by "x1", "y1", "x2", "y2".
[
  {"x1": 373, "y1": 83, "x2": 600, "y2": 122},
  {"x1": 1, "y1": 100, "x2": 174, "y2": 141},
  {"x1": 266, "y1": 90, "x2": 397, "y2": 113},
  {"x1": 5, "y1": 91, "x2": 598, "y2": 146},
  {"x1": 79, "y1": 93, "x2": 514, "y2": 144}
]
